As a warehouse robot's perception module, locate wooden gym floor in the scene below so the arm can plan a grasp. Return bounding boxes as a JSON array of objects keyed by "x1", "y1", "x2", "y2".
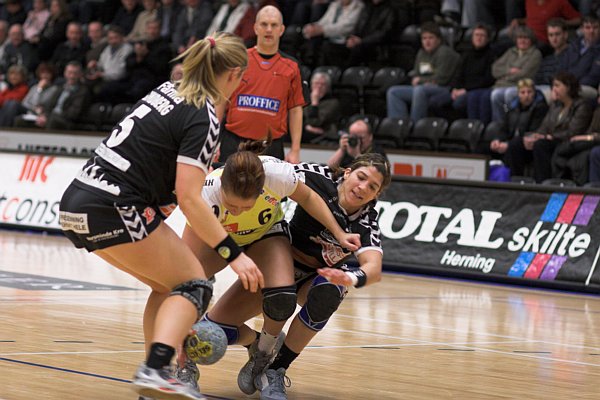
[{"x1": 0, "y1": 229, "x2": 598, "y2": 400}]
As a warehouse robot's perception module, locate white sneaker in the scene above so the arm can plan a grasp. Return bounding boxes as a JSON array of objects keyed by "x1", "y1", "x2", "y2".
[{"x1": 132, "y1": 363, "x2": 206, "y2": 400}]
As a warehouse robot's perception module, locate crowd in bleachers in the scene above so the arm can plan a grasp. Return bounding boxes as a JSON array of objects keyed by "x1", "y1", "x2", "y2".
[{"x1": 3, "y1": 0, "x2": 600, "y2": 185}]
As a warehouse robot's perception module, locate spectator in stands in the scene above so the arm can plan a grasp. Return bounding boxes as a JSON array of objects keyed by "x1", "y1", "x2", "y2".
[
  {"x1": 490, "y1": 25, "x2": 542, "y2": 122},
  {"x1": 301, "y1": 0, "x2": 364, "y2": 66},
  {"x1": 23, "y1": 0, "x2": 50, "y2": 43},
  {"x1": 34, "y1": 0, "x2": 72, "y2": 62},
  {"x1": 327, "y1": 117, "x2": 387, "y2": 168},
  {"x1": 111, "y1": 0, "x2": 143, "y2": 37},
  {"x1": 0, "y1": 62, "x2": 58, "y2": 126},
  {"x1": 50, "y1": 21, "x2": 88, "y2": 77},
  {"x1": 386, "y1": 22, "x2": 460, "y2": 122},
  {"x1": 551, "y1": 100, "x2": 600, "y2": 184},
  {"x1": 98, "y1": 19, "x2": 172, "y2": 104},
  {"x1": 85, "y1": 20, "x2": 107, "y2": 64},
  {"x1": 504, "y1": 71, "x2": 593, "y2": 182},
  {"x1": 499, "y1": 18, "x2": 597, "y2": 113},
  {"x1": 555, "y1": 16, "x2": 600, "y2": 99},
  {"x1": 0, "y1": 21, "x2": 8, "y2": 68},
  {"x1": 86, "y1": 25, "x2": 133, "y2": 98},
  {"x1": 157, "y1": 0, "x2": 182, "y2": 42},
  {"x1": 534, "y1": 18, "x2": 570, "y2": 89},
  {"x1": 489, "y1": 19, "x2": 569, "y2": 118},
  {"x1": 0, "y1": 65, "x2": 29, "y2": 112},
  {"x1": 321, "y1": 0, "x2": 395, "y2": 68},
  {"x1": 2, "y1": 0, "x2": 27, "y2": 27},
  {"x1": 429, "y1": 22, "x2": 496, "y2": 119},
  {"x1": 2, "y1": 23, "x2": 38, "y2": 75},
  {"x1": 480, "y1": 78, "x2": 548, "y2": 159},
  {"x1": 508, "y1": 0, "x2": 580, "y2": 45},
  {"x1": 204, "y1": 0, "x2": 251, "y2": 38},
  {"x1": 15, "y1": 61, "x2": 90, "y2": 130},
  {"x1": 126, "y1": 0, "x2": 159, "y2": 43},
  {"x1": 303, "y1": 71, "x2": 340, "y2": 143},
  {"x1": 172, "y1": 0, "x2": 213, "y2": 55}
]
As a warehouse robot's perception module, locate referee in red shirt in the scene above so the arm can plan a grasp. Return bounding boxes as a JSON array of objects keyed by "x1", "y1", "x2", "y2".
[{"x1": 218, "y1": 5, "x2": 308, "y2": 163}]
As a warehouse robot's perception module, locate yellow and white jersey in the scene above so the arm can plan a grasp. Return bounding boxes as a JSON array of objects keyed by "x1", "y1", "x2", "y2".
[{"x1": 202, "y1": 156, "x2": 299, "y2": 246}]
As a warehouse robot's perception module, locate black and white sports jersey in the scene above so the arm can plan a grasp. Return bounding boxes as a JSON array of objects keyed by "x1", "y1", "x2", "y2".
[
  {"x1": 290, "y1": 163, "x2": 382, "y2": 268},
  {"x1": 73, "y1": 81, "x2": 220, "y2": 210}
]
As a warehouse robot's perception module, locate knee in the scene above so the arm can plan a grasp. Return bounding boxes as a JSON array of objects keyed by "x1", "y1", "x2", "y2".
[
  {"x1": 262, "y1": 285, "x2": 297, "y2": 322},
  {"x1": 170, "y1": 279, "x2": 213, "y2": 320},
  {"x1": 298, "y1": 276, "x2": 346, "y2": 332}
]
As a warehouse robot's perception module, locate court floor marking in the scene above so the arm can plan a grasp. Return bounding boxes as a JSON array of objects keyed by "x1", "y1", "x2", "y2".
[
  {"x1": 322, "y1": 326, "x2": 600, "y2": 367},
  {"x1": 0, "y1": 340, "x2": 535, "y2": 358},
  {"x1": 332, "y1": 313, "x2": 600, "y2": 351},
  {"x1": 0, "y1": 357, "x2": 234, "y2": 400}
]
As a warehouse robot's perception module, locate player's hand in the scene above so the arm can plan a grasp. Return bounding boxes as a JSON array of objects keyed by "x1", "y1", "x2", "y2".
[
  {"x1": 336, "y1": 232, "x2": 361, "y2": 252},
  {"x1": 229, "y1": 252, "x2": 264, "y2": 292},
  {"x1": 285, "y1": 148, "x2": 300, "y2": 164},
  {"x1": 317, "y1": 267, "x2": 353, "y2": 286}
]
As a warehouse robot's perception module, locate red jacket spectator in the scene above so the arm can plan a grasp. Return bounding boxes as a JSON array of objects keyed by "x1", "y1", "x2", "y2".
[{"x1": 0, "y1": 64, "x2": 28, "y2": 107}]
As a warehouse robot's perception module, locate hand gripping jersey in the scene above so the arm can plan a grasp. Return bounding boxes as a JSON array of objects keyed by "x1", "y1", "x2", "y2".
[
  {"x1": 73, "y1": 81, "x2": 220, "y2": 214},
  {"x1": 225, "y1": 47, "x2": 307, "y2": 140},
  {"x1": 202, "y1": 156, "x2": 299, "y2": 246},
  {"x1": 290, "y1": 163, "x2": 383, "y2": 268}
]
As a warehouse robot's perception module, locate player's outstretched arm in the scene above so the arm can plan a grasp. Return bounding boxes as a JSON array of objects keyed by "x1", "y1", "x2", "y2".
[{"x1": 289, "y1": 181, "x2": 361, "y2": 251}]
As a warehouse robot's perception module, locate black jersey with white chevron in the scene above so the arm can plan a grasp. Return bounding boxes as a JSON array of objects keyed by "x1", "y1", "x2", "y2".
[
  {"x1": 73, "y1": 81, "x2": 220, "y2": 207},
  {"x1": 290, "y1": 163, "x2": 382, "y2": 268}
]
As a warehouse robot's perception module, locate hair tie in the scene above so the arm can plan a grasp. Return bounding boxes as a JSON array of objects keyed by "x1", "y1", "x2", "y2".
[{"x1": 207, "y1": 37, "x2": 216, "y2": 48}]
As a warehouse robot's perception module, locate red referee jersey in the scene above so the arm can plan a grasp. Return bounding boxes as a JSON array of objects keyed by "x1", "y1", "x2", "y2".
[{"x1": 225, "y1": 47, "x2": 307, "y2": 140}]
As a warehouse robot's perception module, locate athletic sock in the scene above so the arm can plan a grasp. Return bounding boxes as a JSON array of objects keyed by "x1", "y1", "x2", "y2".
[
  {"x1": 257, "y1": 329, "x2": 279, "y2": 352},
  {"x1": 146, "y1": 342, "x2": 175, "y2": 369},
  {"x1": 269, "y1": 343, "x2": 298, "y2": 371}
]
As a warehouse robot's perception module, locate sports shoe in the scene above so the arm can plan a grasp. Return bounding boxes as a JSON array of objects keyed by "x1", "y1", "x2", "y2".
[
  {"x1": 138, "y1": 397, "x2": 155, "y2": 400},
  {"x1": 176, "y1": 360, "x2": 200, "y2": 391},
  {"x1": 255, "y1": 368, "x2": 291, "y2": 400},
  {"x1": 132, "y1": 362, "x2": 206, "y2": 400},
  {"x1": 237, "y1": 331, "x2": 285, "y2": 395}
]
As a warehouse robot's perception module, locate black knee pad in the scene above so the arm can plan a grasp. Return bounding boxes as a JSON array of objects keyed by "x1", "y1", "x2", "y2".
[
  {"x1": 305, "y1": 277, "x2": 345, "y2": 323},
  {"x1": 171, "y1": 279, "x2": 213, "y2": 320},
  {"x1": 262, "y1": 285, "x2": 297, "y2": 321}
]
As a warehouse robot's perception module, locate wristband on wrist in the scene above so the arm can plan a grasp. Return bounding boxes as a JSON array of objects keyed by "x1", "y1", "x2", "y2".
[
  {"x1": 214, "y1": 235, "x2": 242, "y2": 262},
  {"x1": 345, "y1": 269, "x2": 367, "y2": 288}
]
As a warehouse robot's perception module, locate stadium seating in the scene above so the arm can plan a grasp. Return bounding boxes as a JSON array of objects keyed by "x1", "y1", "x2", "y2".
[
  {"x1": 438, "y1": 118, "x2": 484, "y2": 153},
  {"x1": 404, "y1": 117, "x2": 448, "y2": 151}
]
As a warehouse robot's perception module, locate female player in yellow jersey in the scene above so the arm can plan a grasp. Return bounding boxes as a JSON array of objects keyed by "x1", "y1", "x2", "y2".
[{"x1": 178, "y1": 139, "x2": 361, "y2": 393}]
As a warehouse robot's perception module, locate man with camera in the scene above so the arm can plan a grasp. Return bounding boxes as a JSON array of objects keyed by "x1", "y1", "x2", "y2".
[{"x1": 327, "y1": 117, "x2": 387, "y2": 168}]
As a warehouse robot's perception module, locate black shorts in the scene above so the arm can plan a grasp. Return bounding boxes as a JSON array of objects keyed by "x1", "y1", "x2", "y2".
[{"x1": 59, "y1": 183, "x2": 164, "y2": 252}]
